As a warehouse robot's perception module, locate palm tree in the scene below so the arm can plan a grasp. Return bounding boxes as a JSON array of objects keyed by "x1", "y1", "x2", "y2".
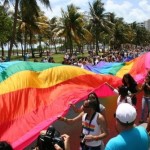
[
  {"x1": 89, "y1": 0, "x2": 113, "y2": 54},
  {"x1": 36, "y1": 12, "x2": 50, "y2": 57},
  {"x1": 6, "y1": 0, "x2": 51, "y2": 60},
  {"x1": 130, "y1": 22, "x2": 150, "y2": 47},
  {"x1": 54, "y1": 4, "x2": 92, "y2": 55},
  {"x1": 17, "y1": 9, "x2": 50, "y2": 59},
  {"x1": 107, "y1": 15, "x2": 127, "y2": 49},
  {"x1": 0, "y1": 4, "x2": 12, "y2": 57},
  {"x1": 47, "y1": 17, "x2": 59, "y2": 54}
]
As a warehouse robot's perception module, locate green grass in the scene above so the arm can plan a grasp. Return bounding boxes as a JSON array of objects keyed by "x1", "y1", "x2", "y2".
[
  {"x1": 9, "y1": 53, "x2": 62, "y2": 63},
  {"x1": 52, "y1": 53, "x2": 64, "y2": 63},
  {"x1": 8, "y1": 51, "x2": 89, "y2": 63}
]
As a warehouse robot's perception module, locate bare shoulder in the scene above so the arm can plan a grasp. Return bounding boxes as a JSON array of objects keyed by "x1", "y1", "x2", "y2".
[
  {"x1": 97, "y1": 113, "x2": 105, "y2": 124},
  {"x1": 98, "y1": 113, "x2": 104, "y2": 119},
  {"x1": 79, "y1": 111, "x2": 84, "y2": 116}
]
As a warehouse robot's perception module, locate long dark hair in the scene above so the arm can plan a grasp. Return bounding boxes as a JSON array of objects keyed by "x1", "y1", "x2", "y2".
[
  {"x1": 118, "y1": 85, "x2": 128, "y2": 97},
  {"x1": 88, "y1": 92, "x2": 100, "y2": 112},
  {"x1": 122, "y1": 73, "x2": 137, "y2": 86},
  {"x1": 0, "y1": 141, "x2": 13, "y2": 150}
]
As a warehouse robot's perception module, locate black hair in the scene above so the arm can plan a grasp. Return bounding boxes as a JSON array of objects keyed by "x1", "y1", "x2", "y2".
[
  {"x1": 122, "y1": 73, "x2": 137, "y2": 86},
  {"x1": 88, "y1": 99, "x2": 98, "y2": 111},
  {"x1": 0, "y1": 141, "x2": 13, "y2": 150},
  {"x1": 88, "y1": 92, "x2": 100, "y2": 112},
  {"x1": 147, "y1": 70, "x2": 150, "y2": 77},
  {"x1": 118, "y1": 85, "x2": 128, "y2": 97}
]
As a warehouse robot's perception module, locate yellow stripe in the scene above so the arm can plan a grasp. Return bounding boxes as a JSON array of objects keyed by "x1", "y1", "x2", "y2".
[
  {"x1": 116, "y1": 60, "x2": 134, "y2": 78},
  {"x1": 0, "y1": 66, "x2": 94, "y2": 94}
]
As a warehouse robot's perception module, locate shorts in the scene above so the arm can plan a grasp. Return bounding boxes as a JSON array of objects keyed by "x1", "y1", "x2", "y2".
[{"x1": 81, "y1": 144, "x2": 101, "y2": 150}]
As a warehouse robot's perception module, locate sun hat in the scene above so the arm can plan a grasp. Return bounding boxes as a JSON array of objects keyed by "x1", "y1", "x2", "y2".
[{"x1": 116, "y1": 103, "x2": 137, "y2": 124}]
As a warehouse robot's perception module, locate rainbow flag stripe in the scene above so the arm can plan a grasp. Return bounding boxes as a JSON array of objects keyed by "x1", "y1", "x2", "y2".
[
  {"x1": 82, "y1": 121, "x2": 95, "y2": 132},
  {"x1": 0, "y1": 52, "x2": 150, "y2": 149},
  {"x1": 84, "y1": 52, "x2": 150, "y2": 81}
]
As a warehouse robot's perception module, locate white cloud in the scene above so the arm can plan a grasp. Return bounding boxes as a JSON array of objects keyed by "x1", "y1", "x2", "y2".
[
  {"x1": 45, "y1": 5, "x2": 61, "y2": 18},
  {"x1": 67, "y1": 0, "x2": 92, "y2": 8},
  {"x1": 104, "y1": 0, "x2": 150, "y2": 23},
  {"x1": 127, "y1": 8, "x2": 149, "y2": 23},
  {"x1": 105, "y1": 0, "x2": 133, "y2": 22},
  {"x1": 39, "y1": 1, "x2": 62, "y2": 18},
  {"x1": 139, "y1": 0, "x2": 150, "y2": 13},
  {"x1": 105, "y1": 0, "x2": 133, "y2": 11},
  {"x1": 40, "y1": 0, "x2": 150, "y2": 23},
  {"x1": 43, "y1": 0, "x2": 92, "y2": 19}
]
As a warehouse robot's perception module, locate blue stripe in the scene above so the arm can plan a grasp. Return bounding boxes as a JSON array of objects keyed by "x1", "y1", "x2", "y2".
[{"x1": 0, "y1": 61, "x2": 21, "y2": 73}]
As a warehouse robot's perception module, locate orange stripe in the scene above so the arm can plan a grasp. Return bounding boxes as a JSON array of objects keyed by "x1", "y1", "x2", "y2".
[{"x1": 0, "y1": 74, "x2": 121, "y2": 123}]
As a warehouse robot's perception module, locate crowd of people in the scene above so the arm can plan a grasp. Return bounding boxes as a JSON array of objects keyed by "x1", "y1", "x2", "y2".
[
  {"x1": 61, "y1": 48, "x2": 149, "y2": 67},
  {"x1": 1, "y1": 48, "x2": 148, "y2": 65},
  {"x1": 1, "y1": 49, "x2": 150, "y2": 149},
  {"x1": 56, "y1": 71, "x2": 150, "y2": 150},
  {"x1": 43, "y1": 70, "x2": 148, "y2": 150},
  {"x1": 1, "y1": 74, "x2": 150, "y2": 149},
  {"x1": 30, "y1": 48, "x2": 150, "y2": 67}
]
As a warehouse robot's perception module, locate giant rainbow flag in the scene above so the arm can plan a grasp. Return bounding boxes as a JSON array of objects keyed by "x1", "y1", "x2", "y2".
[{"x1": 0, "y1": 52, "x2": 150, "y2": 149}]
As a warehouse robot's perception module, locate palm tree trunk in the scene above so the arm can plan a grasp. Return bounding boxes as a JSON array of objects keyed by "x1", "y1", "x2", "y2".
[
  {"x1": 8, "y1": 0, "x2": 19, "y2": 61},
  {"x1": 24, "y1": 32, "x2": 27, "y2": 61},
  {"x1": 53, "y1": 39, "x2": 57, "y2": 54},
  {"x1": 65, "y1": 38, "x2": 67, "y2": 52},
  {"x1": 39, "y1": 41, "x2": 42, "y2": 58},
  {"x1": 20, "y1": 41, "x2": 24, "y2": 57},
  {"x1": 95, "y1": 28, "x2": 99, "y2": 55},
  {"x1": 16, "y1": 46, "x2": 18, "y2": 57},
  {"x1": 69, "y1": 35, "x2": 73, "y2": 55},
  {"x1": 29, "y1": 31, "x2": 35, "y2": 58},
  {"x1": 1, "y1": 43, "x2": 4, "y2": 57},
  {"x1": 54, "y1": 43, "x2": 57, "y2": 54}
]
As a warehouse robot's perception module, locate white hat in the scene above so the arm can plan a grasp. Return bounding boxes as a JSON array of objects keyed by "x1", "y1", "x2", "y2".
[{"x1": 116, "y1": 103, "x2": 137, "y2": 124}]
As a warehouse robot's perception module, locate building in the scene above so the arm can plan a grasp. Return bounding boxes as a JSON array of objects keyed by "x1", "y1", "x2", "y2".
[
  {"x1": 137, "y1": 19, "x2": 150, "y2": 31},
  {"x1": 137, "y1": 22, "x2": 145, "y2": 28},
  {"x1": 144, "y1": 19, "x2": 150, "y2": 31}
]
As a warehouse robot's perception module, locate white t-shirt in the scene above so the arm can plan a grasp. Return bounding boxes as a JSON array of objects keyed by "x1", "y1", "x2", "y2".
[
  {"x1": 117, "y1": 96, "x2": 132, "y2": 106},
  {"x1": 99, "y1": 104, "x2": 105, "y2": 112},
  {"x1": 82, "y1": 112, "x2": 101, "y2": 147}
]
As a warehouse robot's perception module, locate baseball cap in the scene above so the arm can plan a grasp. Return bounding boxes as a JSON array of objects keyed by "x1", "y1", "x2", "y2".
[{"x1": 116, "y1": 103, "x2": 137, "y2": 124}]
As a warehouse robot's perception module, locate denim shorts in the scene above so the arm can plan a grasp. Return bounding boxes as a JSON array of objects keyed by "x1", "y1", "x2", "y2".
[{"x1": 82, "y1": 144, "x2": 101, "y2": 150}]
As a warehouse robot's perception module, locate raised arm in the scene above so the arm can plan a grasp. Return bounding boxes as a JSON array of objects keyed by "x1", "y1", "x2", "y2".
[
  {"x1": 58, "y1": 112, "x2": 83, "y2": 125},
  {"x1": 105, "y1": 82, "x2": 119, "y2": 94},
  {"x1": 70, "y1": 103, "x2": 83, "y2": 113}
]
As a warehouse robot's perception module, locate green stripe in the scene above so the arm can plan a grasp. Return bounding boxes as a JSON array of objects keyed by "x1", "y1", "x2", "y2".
[
  {"x1": 108, "y1": 63, "x2": 125, "y2": 75},
  {"x1": 0, "y1": 62, "x2": 63, "y2": 82}
]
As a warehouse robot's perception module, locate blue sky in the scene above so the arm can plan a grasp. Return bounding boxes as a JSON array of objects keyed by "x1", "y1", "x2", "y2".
[{"x1": 39, "y1": 0, "x2": 150, "y2": 23}]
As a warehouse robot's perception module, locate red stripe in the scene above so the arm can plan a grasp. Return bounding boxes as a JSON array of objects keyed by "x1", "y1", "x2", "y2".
[{"x1": 0, "y1": 74, "x2": 121, "y2": 149}]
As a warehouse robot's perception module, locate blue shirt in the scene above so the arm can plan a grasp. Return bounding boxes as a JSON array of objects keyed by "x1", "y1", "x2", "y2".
[{"x1": 105, "y1": 126, "x2": 149, "y2": 150}]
